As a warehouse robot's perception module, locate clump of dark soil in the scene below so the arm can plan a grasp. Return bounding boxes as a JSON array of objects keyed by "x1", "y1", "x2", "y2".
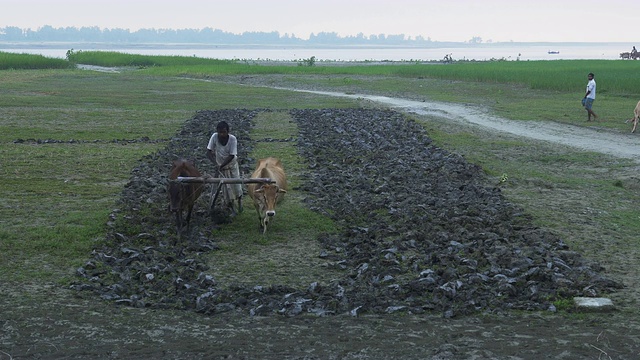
[{"x1": 73, "y1": 109, "x2": 622, "y2": 318}]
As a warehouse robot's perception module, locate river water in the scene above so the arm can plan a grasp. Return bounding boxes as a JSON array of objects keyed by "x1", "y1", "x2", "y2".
[{"x1": 1, "y1": 42, "x2": 635, "y2": 61}]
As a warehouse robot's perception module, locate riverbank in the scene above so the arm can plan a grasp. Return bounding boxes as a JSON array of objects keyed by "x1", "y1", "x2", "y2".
[{"x1": 3, "y1": 41, "x2": 635, "y2": 60}]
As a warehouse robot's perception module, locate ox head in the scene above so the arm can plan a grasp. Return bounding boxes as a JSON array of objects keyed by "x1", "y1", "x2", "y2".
[{"x1": 254, "y1": 183, "x2": 287, "y2": 229}]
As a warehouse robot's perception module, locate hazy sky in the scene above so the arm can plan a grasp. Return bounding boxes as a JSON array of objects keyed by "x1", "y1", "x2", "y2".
[{"x1": 2, "y1": 0, "x2": 638, "y2": 43}]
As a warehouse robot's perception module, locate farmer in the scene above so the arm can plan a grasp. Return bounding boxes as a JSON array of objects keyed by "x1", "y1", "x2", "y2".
[
  {"x1": 583, "y1": 72, "x2": 598, "y2": 121},
  {"x1": 206, "y1": 121, "x2": 243, "y2": 214}
]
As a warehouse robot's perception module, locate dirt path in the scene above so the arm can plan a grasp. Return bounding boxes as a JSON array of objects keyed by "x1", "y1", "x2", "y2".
[{"x1": 270, "y1": 87, "x2": 640, "y2": 162}]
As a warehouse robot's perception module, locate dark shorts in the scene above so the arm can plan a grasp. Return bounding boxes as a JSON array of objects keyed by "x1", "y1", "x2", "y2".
[{"x1": 585, "y1": 98, "x2": 594, "y2": 110}]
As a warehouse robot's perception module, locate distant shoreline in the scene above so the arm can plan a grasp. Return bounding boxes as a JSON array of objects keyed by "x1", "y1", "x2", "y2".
[
  {"x1": 3, "y1": 42, "x2": 633, "y2": 61},
  {"x1": 0, "y1": 41, "x2": 634, "y2": 50}
]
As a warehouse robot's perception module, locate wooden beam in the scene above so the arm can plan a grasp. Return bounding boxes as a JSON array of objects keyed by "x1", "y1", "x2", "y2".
[{"x1": 174, "y1": 176, "x2": 275, "y2": 184}]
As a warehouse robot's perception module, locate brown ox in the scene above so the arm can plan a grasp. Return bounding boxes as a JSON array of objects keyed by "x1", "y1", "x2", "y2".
[
  {"x1": 628, "y1": 100, "x2": 640, "y2": 133},
  {"x1": 168, "y1": 159, "x2": 204, "y2": 234},
  {"x1": 247, "y1": 157, "x2": 288, "y2": 234}
]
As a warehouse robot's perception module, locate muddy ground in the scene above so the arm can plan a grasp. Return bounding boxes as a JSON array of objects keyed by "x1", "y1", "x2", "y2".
[{"x1": 2, "y1": 93, "x2": 640, "y2": 358}]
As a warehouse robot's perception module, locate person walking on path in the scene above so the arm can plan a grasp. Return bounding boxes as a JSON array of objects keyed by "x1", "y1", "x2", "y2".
[
  {"x1": 583, "y1": 72, "x2": 598, "y2": 121},
  {"x1": 206, "y1": 121, "x2": 243, "y2": 214}
]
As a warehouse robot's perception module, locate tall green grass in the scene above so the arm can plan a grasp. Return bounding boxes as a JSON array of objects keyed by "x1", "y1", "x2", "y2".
[
  {"x1": 66, "y1": 50, "x2": 236, "y2": 67},
  {"x1": 15, "y1": 51, "x2": 640, "y2": 97},
  {"x1": 144, "y1": 59, "x2": 640, "y2": 96},
  {"x1": 0, "y1": 51, "x2": 72, "y2": 70},
  {"x1": 394, "y1": 60, "x2": 640, "y2": 95}
]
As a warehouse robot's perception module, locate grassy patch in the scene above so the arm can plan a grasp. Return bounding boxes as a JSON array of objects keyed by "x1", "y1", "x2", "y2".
[
  {"x1": 0, "y1": 141, "x2": 159, "y2": 282},
  {"x1": 66, "y1": 50, "x2": 237, "y2": 68},
  {"x1": 206, "y1": 110, "x2": 339, "y2": 288},
  {"x1": 138, "y1": 57, "x2": 640, "y2": 95},
  {"x1": 0, "y1": 51, "x2": 72, "y2": 70}
]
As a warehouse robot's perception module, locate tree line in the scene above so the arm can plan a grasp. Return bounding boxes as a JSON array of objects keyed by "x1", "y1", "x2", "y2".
[{"x1": 0, "y1": 25, "x2": 444, "y2": 45}]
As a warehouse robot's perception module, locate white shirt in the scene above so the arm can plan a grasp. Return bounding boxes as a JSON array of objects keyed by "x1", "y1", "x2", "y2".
[
  {"x1": 207, "y1": 133, "x2": 238, "y2": 167},
  {"x1": 586, "y1": 79, "x2": 596, "y2": 99}
]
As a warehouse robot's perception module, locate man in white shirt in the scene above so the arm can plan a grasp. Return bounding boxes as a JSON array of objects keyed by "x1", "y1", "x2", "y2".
[
  {"x1": 583, "y1": 72, "x2": 598, "y2": 121},
  {"x1": 207, "y1": 121, "x2": 242, "y2": 214}
]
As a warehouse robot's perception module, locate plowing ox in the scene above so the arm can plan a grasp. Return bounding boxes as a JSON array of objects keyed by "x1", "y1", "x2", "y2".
[
  {"x1": 247, "y1": 157, "x2": 287, "y2": 234},
  {"x1": 168, "y1": 159, "x2": 204, "y2": 234}
]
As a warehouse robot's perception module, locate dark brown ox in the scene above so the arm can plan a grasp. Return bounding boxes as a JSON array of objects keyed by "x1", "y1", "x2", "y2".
[
  {"x1": 247, "y1": 157, "x2": 288, "y2": 234},
  {"x1": 168, "y1": 159, "x2": 204, "y2": 234}
]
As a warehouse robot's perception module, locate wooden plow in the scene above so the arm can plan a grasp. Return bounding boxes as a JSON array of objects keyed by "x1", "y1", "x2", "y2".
[{"x1": 174, "y1": 176, "x2": 275, "y2": 213}]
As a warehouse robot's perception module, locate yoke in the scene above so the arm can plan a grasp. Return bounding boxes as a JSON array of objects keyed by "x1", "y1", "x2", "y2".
[
  {"x1": 174, "y1": 176, "x2": 275, "y2": 185},
  {"x1": 173, "y1": 176, "x2": 276, "y2": 213}
]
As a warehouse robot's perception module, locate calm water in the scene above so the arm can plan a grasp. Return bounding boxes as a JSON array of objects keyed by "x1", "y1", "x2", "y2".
[{"x1": 1, "y1": 43, "x2": 635, "y2": 61}]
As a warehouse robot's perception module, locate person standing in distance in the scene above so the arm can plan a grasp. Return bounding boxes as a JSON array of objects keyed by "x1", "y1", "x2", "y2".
[
  {"x1": 206, "y1": 121, "x2": 243, "y2": 214},
  {"x1": 583, "y1": 72, "x2": 598, "y2": 121}
]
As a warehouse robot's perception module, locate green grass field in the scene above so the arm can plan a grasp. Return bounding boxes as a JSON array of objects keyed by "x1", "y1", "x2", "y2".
[
  {"x1": 0, "y1": 52, "x2": 72, "y2": 70},
  {"x1": 1, "y1": 51, "x2": 639, "y2": 293},
  {"x1": 66, "y1": 50, "x2": 640, "y2": 95}
]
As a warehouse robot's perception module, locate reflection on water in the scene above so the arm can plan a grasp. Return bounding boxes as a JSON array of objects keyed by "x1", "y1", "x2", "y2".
[{"x1": 1, "y1": 43, "x2": 636, "y2": 61}]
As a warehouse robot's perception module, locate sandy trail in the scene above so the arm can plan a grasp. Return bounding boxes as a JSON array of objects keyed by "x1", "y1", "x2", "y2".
[{"x1": 273, "y1": 87, "x2": 640, "y2": 162}]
